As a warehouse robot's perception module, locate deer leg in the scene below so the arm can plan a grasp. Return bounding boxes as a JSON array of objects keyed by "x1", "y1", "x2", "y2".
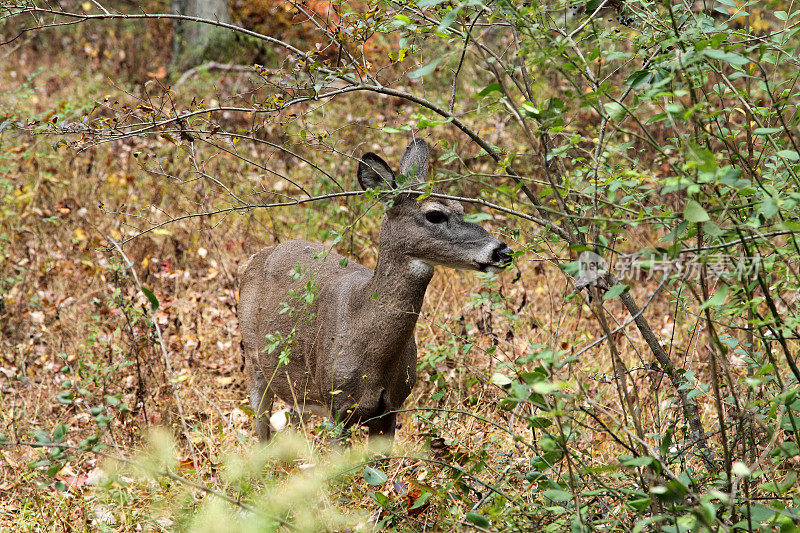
[
  {"x1": 364, "y1": 389, "x2": 396, "y2": 440},
  {"x1": 367, "y1": 412, "x2": 397, "y2": 440},
  {"x1": 246, "y1": 359, "x2": 274, "y2": 441},
  {"x1": 255, "y1": 390, "x2": 274, "y2": 441}
]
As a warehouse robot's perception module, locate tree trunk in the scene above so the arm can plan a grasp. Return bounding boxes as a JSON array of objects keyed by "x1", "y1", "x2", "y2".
[{"x1": 171, "y1": 0, "x2": 232, "y2": 69}]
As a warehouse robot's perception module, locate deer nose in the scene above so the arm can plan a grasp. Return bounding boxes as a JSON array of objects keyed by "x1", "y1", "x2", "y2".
[{"x1": 491, "y1": 244, "x2": 514, "y2": 266}]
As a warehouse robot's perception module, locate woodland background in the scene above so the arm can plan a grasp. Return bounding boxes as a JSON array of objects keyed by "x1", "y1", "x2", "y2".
[{"x1": 1, "y1": 0, "x2": 800, "y2": 531}]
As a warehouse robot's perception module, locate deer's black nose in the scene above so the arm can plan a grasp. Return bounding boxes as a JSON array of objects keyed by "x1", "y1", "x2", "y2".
[{"x1": 492, "y1": 244, "x2": 514, "y2": 266}]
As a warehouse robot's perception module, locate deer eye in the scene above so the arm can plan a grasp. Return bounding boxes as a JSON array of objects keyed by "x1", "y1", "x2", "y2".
[{"x1": 425, "y1": 211, "x2": 448, "y2": 224}]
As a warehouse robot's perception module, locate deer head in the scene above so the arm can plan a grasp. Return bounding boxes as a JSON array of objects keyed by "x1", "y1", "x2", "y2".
[{"x1": 357, "y1": 138, "x2": 513, "y2": 275}]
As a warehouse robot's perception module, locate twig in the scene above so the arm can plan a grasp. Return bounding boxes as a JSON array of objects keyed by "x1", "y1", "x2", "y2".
[
  {"x1": 448, "y1": 15, "x2": 479, "y2": 114},
  {"x1": 174, "y1": 61, "x2": 255, "y2": 88},
  {"x1": 111, "y1": 189, "x2": 562, "y2": 246},
  {"x1": 108, "y1": 240, "x2": 200, "y2": 474}
]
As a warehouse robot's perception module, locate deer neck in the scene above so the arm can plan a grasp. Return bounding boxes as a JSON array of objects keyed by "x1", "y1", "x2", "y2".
[{"x1": 357, "y1": 225, "x2": 433, "y2": 339}]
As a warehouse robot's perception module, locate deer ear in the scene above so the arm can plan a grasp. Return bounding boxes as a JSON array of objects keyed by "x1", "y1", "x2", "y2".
[
  {"x1": 398, "y1": 138, "x2": 429, "y2": 186},
  {"x1": 358, "y1": 153, "x2": 395, "y2": 191}
]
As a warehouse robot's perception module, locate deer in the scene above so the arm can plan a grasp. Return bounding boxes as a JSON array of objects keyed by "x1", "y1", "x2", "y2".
[{"x1": 238, "y1": 138, "x2": 513, "y2": 441}]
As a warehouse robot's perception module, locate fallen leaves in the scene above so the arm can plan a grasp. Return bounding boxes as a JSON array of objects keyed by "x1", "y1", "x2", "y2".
[
  {"x1": 147, "y1": 66, "x2": 167, "y2": 80},
  {"x1": 55, "y1": 472, "x2": 88, "y2": 490},
  {"x1": 215, "y1": 376, "x2": 234, "y2": 387}
]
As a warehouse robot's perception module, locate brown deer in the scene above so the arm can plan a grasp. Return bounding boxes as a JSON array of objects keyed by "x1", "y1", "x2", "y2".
[{"x1": 238, "y1": 138, "x2": 513, "y2": 440}]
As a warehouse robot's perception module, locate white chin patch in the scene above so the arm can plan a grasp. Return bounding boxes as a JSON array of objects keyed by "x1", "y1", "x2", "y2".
[
  {"x1": 483, "y1": 265, "x2": 502, "y2": 273},
  {"x1": 479, "y1": 242, "x2": 499, "y2": 264},
  {"x1": 410, "y1": 259, "x2": 434, "y2": 277}
]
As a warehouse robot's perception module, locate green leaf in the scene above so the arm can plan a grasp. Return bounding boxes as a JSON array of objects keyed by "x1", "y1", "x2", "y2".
[
  {"x1": 520, "y1": 101, "x2": 541, "y2": 118},
  {"x1": 408, "y1": 57, "x2": 443, "y2": 79},
  {"x1": 753, "y1": 127, "x2": 782, "y2": 135},
  {"x1": 436, "y1": 4, "x2": 462, "y2": 32},
  {"x1": 56, "y1": 390, "x2": 75, "y2": 404},
  {"x1": 628, "y1": 496, "x2": 652, "y2": 512},
  {"x1": 684, "y1": 200, "x2": 710, "y2": 223},
  {"x1": 603, "y1": 283, "x2": 629, "y2": 301},
  {"x1": 528, "y1": 417, "x2": 552, "y2": 429},
  {"x1": 417, "y1": 0, "x2": 447, "y2": 7},
  {"x1": 703, "y1": 48, "x2": 750, "y2": 66},
  {"x1": 463, "y1": 213, "x2": 493, "y2": 223},
  {"x1": 141, "y1": 286, "x2": 159, "y2": 311},
  {"x1": 776, "y1": 149, "x2": 800, "y2": 161},
  {"x1": 780, "y1": 470, "x2": 797, "y2": 491},
  {"x1": 416, "y1": 116, "x2": 453, "y2": 129},
  {"x1": 46, "y1": 462, "x2": 62, "y2": 477},
  {"x1": 559, "y1": 260, "x2": 581, "y2": 276},
  {"x1": 52, "y1": 424, "x2": 68, "y2": 443},
  {"x1": 532, "y1": 381, "x2": 559, "y2": 394},
  {"x1": 626, "y1": 69, "x2": 651, "y2": 88},
  {"x1": 759, "y1": 197, "x2": 779, "y2": 219},
  {"x1": 476, "y1": 82, "x2": 503, "y2": 97},
  {"x1": 410, "y1": 491, "x2": 432, "y2": 510},
  {"x1": 105, "y1": 395, "x2": 120, "y2": 406},
  {"x1": 525, "y1": 470, "x2": 546, "y2": 481},
  {"x1": 544, "y1": 489, "x2": 573, "y2": 502},
  {"x1": 619, "y1": 454, "x2": 653, "y2": 467},
  {"x1": 719, "y1": 167, "x2": 745, "y2": 186},
  {"x1": 687, "y1": 143, "x2": 717, "y2": 173},
  {"x1": 491, "y1": 372, "x2": 512, "y2": 387},
  {"x1": 33, "y1": 429, "x2": 51, "y2": 444},
  {"x1": 748, "y1": 503, "x2": 779, "y2": 522},
  {"x1": 634, "y1": 515, "x2": 669, "y2": 533},
  {"x1": 604, "y1": 102, "x2": 626, "y2": 121},
  {"x1": 52, "y1": 139, "x2": 69, "y2": 151},
  {"x1": 703, "y1": 221, "x2": 723, "y2": 237},
  {"x1": 771, "y1": 441, "x2": 799, "y2": 458},
  {"x1": 659, "y1": 430, "x2": 673, "y2": 461},
  {"x1": 382, "y1": 125, "x2": 412, "y2": 134},
  {"x1": 370, "y1": 490, "x2": 391, "y2": 507},
  {"x1": 586, "y1": 0, "x2": 601, "y2": 12},
  {"x1": 363, "y1": 466, "x2": 388, "y2": 486},
  {"x1": 661, "y1": 221, "x2": 689, "y2": 242},
  {"x1": 465, "y1": 512, "x2": 490, "y2": 528},
  {"x1": 758, "y1": 480, "x2": 782, "y2": 493},
  {"x1": 699, "y1": 285, "x2": 729, "y2": 310}
]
